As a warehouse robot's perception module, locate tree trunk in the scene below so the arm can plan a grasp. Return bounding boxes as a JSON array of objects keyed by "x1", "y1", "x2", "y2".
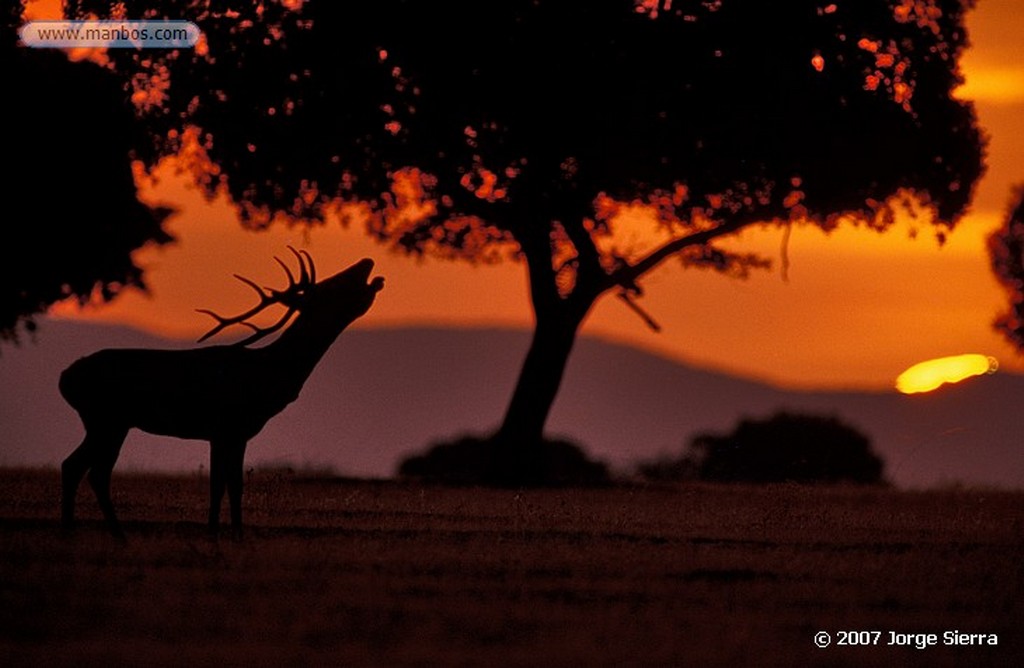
[
  {"x1": 485, "y1": 218, "x2": 604, "y2": 484},
  {"x1": 499, "y1": 314, "x2": 580, "y2": 442},
  {"x1": 490, "y1": 306, "x2": 584, "y2": 483}
]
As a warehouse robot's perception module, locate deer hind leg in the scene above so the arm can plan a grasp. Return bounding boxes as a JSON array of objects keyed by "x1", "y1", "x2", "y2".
[
  {"x1": 62, "y1": 422, "x2": 128, "y2": 537},
  {"x1": 61, "y1": 439, "x2": 91, "y2": 531},
  {"x1": 209, "y1": 440, "x2": 248, "y2": 534}
]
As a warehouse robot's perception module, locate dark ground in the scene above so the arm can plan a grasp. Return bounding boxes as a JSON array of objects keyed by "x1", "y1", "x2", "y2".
[{"x1": 0, "y1": 469, "x2": 1020, "y2": 666}]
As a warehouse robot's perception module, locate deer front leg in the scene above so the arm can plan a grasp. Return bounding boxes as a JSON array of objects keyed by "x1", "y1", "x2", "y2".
[
  {"x1": 227, "y1": 441, "x2": 248, "y2": 534},
  {"x1": 209, "y1": 442, "x2": 226, "y2": 531},
  {"x1": 209, "y1": 439, "x2": 248, "y2": 535}
]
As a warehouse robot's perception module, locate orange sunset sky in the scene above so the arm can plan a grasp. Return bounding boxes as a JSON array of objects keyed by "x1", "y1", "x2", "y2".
[{"x1": 31, "y1": 0, "x2": 1024, "y2": 390}]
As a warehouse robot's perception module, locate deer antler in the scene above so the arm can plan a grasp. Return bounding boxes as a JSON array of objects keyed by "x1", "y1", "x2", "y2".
[{"x1": 196, "y1": 247, "x2": 317, "y2": 346}]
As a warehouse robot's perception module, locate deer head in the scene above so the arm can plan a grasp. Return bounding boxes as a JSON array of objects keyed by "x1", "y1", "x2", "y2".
[{"x1": 197, "y1": 249, "x2": 384, "y2": 347}]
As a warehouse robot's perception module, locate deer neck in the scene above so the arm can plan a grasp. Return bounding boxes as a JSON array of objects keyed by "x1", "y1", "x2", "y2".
[{"x1": 261, "y1": 310, "x2": 350, "y2": 391}]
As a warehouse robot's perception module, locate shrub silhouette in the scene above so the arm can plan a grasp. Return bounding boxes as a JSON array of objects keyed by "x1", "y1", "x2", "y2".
[
  {"x1": 635, "y1": 454, "x2": 702, "y2": 484},
  {"x1": 398, "y1": 434, "x2": 609, "y2": 487},
  {"x1": 641, "y1": 412, "x2": 884, "y2": 484}
]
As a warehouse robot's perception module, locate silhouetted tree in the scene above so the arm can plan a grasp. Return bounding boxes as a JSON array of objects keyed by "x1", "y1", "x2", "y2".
[
  {"x1": 1, "y1": 3, "x2": 172, "y2": 343},
  {"x1": 648, "y1": 412, "x2": 884, "y2": 484},
  {"x1": 72, "y1": 1, "x2": 983, "y2": 481},
  {"x1": 989, "y1": 186, "x2": 1024, "y2": 351}
]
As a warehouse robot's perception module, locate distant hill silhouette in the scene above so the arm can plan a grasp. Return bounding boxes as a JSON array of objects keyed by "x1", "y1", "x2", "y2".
[{"x1": 1, "y1": 320, "x2": 1022, "y2": 489}]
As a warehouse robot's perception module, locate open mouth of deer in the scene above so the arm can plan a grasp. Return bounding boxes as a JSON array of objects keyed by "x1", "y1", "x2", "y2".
[{"x1": 353, "y1": 258, "x2": 385, "y2": 293}]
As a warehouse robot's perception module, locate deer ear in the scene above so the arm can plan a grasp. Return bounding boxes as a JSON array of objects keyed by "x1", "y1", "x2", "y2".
[{"x1": 278, "y1": 289, "x2": 312, "y2": 310}]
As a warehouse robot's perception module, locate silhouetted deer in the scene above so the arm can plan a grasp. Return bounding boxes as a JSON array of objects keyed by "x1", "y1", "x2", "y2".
[{"x1": 60, "y1": 250, "x2": 384, "y2": 537}]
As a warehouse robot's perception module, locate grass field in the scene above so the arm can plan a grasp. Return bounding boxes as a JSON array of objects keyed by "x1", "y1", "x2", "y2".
[{"x1": 1, "y1": 468, "x2": 1020, "y2": 667}]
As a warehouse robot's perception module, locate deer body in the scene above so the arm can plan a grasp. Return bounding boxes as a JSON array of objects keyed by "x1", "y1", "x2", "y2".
[
  {"x1": 60, "y1": 254, "x2": 383, "y2": 537},
  {"x1": 62, "y1": 346, "x2": 296, "y2": 441}
]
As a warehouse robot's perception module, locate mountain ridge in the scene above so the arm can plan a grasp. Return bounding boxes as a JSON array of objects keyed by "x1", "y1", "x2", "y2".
[{"x1": 1, "y1": 320, "x2": 1021, "y2": 489}]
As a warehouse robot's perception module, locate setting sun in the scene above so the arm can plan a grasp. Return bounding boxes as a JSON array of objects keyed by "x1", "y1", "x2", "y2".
[{"x1": 895, "y1": 354, "x2": 999, "y2": 394}]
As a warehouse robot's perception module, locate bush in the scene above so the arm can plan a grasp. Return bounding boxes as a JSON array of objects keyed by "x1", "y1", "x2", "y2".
[
  {"x1": 635, "y1": 454, "x2": 701, "y2": 483},
  {"x1": 398, "y1": 434, "x2": 610, "y2": 487},
  {"x1": 638, "y1": 412, "x2": 885, "y2": 485}
]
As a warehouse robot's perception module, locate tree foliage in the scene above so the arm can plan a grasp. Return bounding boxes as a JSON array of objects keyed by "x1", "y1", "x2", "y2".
[
  {"x1": 989, "y1": 186, "x2": 1024, "y2": 351},
  {"x1": 641, "y1": 412, "x2": 884, "y2": 485},
  {"x1": 72, "y1": 1, "x2": 982, "y2": 246},
  {"x1": 1, "y1": 3, "x2": 172, "y2": 343}
]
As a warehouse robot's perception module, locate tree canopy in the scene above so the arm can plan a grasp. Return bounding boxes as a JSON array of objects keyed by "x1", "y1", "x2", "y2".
[
  {"x1": 989, "y1": 186, "x2": 1024, "y2": 352},
  {"x1": 2, "y1": 3, "x2": 172, "y2": 342},
  {"x1": 74, "y1": 1, "x2": 982, "y2": 250}
]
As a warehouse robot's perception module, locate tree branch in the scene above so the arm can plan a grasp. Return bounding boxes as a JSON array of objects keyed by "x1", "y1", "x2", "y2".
[
  {"x1": 607, "y1": 218, "x2": 747, "y2": 291},
  {"x1": 617, "y1": 291, "x2": 662, "y2": 332},
  {"x1": 561, "y1": 216, "x2": 604, "y2": 298}
]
